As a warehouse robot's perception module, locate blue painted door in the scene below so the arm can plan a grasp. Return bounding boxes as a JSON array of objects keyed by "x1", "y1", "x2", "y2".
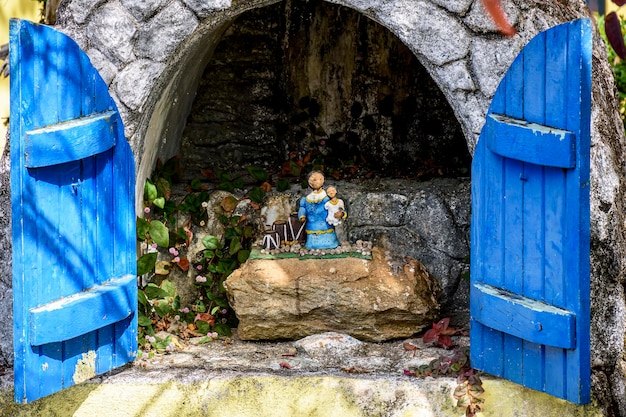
[
  {"x1": 470, "y1": 19, "x2": 591, "y2": 404},
  {"x1": 10, "y1": 19, "x2": 136, "y2": 403}
]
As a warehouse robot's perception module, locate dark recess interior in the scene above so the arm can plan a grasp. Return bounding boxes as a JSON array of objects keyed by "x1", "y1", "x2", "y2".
[{"x1": 179, "y1": 0, "x2": 471, "y2": 183}]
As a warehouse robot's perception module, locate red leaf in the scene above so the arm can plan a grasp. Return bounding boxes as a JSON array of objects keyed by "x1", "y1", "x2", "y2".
[
  {"x1": 435, "y1": 317, "x2": 450, "y2": 332},
  {"x1": 423, "y1": 328, "x2": 437, "y2": 344},
  {"x1": 403, "y1": 342, "x2": 420, "y2": 351},
  {"x1": 177, "y1": 256, "x2": 190, "y2": 272},
  {"x1": 481, "y1": 0, "x2": 516, "y2": 37},
  {"x1": 606, "y1": 12, "x2": 626, "y2": 59},
  {"x1": 613, "y1": 0, "x2": 626, "y2": 6},
  {"x1": 194, "y1": 313, "x2": 215, "y2": 326},
  {"x1": 260, "y1": 182, "x2": 272, "y2": 192},
  {"x1": 438, "y1": 335, "x2": 454, "y2": 348},
  {"x1": 200, "y1": 168, "x2": 215, "y2": 179},
  {"x1": 279, "y1": 361, "x2": 292, "y2": 369}
]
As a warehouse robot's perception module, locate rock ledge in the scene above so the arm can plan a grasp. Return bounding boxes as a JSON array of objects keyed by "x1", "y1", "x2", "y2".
[{"x1": 224, "y1": 247, "x2": 440, "y2": 342}]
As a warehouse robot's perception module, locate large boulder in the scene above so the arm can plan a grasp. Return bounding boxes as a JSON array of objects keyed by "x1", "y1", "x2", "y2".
[{"x1": 224, "y1": 247, "x2": 440, "y2": 342}]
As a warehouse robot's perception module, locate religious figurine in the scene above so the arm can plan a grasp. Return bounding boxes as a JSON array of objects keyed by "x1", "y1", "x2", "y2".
[
  {"x1": 298, "y1": 171, "x2": 341, "y2": 249},
  {"x1": 324, "y1": 186, "x2": 346, "y2": 226}
]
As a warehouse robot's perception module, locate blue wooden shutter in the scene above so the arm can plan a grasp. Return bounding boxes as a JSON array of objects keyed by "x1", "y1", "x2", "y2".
[
  {"x1": 470, "y1": 19, "x2": 591, "y2": 404},
  {"x1": 9, "y1": 19, "x2": 137, "y2": 403}
]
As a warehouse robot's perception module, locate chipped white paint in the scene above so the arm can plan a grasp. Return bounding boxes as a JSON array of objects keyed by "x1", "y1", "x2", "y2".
[
  {"x1": 73, "y1": 351, "x2": 97, "y2": 384},
  {"x1": 491, "y1": 114, "x2": 571, "y2": 141}
]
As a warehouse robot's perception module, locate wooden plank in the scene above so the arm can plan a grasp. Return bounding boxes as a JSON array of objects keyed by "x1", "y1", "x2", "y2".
[
  {"x1": 563, "y1": 19, "x2": 592, "y2": 405},
  {"x1": 521, "y1": 26, "x2": 548, "y2": 394},
  {"x1": 484, "y1": 114, "x2": 575, "y2": 168},
  {"x1": 9, "y1": 18, "x2": 30, "y2": 403},
  {"x1": 542, "y1": 22, "x2": 570, "y2": 400},
  {"x1": 24, "y1": 111, "x2": 118, "y2": 168},
  {"x1": 28, "y1": 22, "x2": 66, "y2": 400},
  {"x1": 472, "y1": 283, "x2": 576, "y2": 349},
  {"x1": 470, "y1": 127, "x2": 505, "y2": 377},
  {"x1": 112, "y1": 129, "x2": 137, "y2": 366},
  {"x1": 28, "y1": 275, "x2": 136, "y2": 346},
  {"x1": 501, "y1": 46, "x2": 525, "y2": 385}
]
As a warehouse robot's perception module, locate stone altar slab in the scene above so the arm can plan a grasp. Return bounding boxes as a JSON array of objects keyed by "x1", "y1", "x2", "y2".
[{"x1": 224, "y1": 247, "x2": 440, "y2": 342}]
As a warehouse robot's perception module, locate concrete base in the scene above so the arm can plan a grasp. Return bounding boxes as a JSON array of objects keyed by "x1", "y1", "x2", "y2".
[{"x1": 0, "y1": 333, "x2": 604, "y2": 417}]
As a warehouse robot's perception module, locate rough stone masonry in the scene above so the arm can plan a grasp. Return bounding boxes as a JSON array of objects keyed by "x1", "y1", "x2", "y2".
[{"x1": 0, "y1": 0, "x2": 624, "y2": 415}]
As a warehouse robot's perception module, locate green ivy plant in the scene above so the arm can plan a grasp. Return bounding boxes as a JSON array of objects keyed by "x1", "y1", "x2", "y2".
[{"x1": 135, "y1": 156, "x2": 264, "y2": 354}]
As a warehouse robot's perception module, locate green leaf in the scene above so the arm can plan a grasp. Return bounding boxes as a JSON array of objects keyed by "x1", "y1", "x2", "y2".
[
  {"x1": 138, "y1": 290, "x2": 148, "y2": 307},
  {"x1": 161, "y1": 280, "x2": 177, "y2": 297},
  {"x1": 190, "y1": 178, "x2": 203, "y2": 190},
  {"x1": 224, "y1": 227, "x2": 240, "y2": 240},
  {"x1": 237, "y1": 249, "x2": 250, "y2": 263},
  {"x1": 469, "y1": 384, "x2": 485, "y2": 396},
  {"x1": 196, "y1": 320, "x2": 211, "y2": 335},
  {"x1": 277, "y1": 179, "x2": 291, "y2": 192},
  {"x1": 144, "y1": 324, "x2": 155, "y2": 336},
  {"x1": 136, "y1": 217, "x2": 151, "y2": 240},
  {"x1": 217, "y1": 171, "x2": 232, "y2": 182},
  {"x1": 195, "y1": 300, "x2": 207, "y2": 313},
  {"x1": 243, "y1": 225, "x2": 253, "y2": 238},
  {"x1": 290, "y1": 161, "x2": 302, "y2": 177},
  {"x1": 197, "y1": 336, "x2": 211, "y2": 345},
  {"x1": 248, "y1": 186, "x2": 266, "y2": 203},
  {"x1": 163, "y1": 200, "x2": 178, "y2": 216},
  {"x1": 247, "y1": 165, "x2": 268, "y2": 182},
  {"x1": 203, "y1": 249, "x2": 215, "y2": 259},
  {"x1": 202, "y1": 235, "x2": 220, "y2": 250},
  {"x1": 213, "y1": 323, "x2": 232, "y2": 337},
  {"x1": 144, "y1": 179, "x2": 158, "y2": 203},
  {"x1": 144, "y1": 283, "x2": 169, "y2": 299},
  {"x1": 218, "y1": 182, "x2": 234, "y2": 192},
  {"x1": 215, "y1": 297, "x2": 229, "y2": 308},
  {"x1": 138, "y1": 316, "x2": 153, "y2": 327},
  {"x1": 149, "y1": 220, "x2": 170, "y2": 247},
  {"x1": 211, "y1": 306, "x2": 221, "y2": 315},
  {"x1": 153, "y1": 197, "x2": 165, "y2": 209},
  {"x1": 154, "y1": 299, "x2": 172, "y2": 317},
  {"x1": 232, "y1": 178, "x2": 244, "y2": 189},
  {"x1": 155, "y1": 177, "x2": 171, "y2": 199},
  {"x1": 137, "y1": 252, "x2": 158, "y2": 275}
]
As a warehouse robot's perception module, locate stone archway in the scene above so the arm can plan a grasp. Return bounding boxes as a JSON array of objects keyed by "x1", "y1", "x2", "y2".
[{"x1": 38, "y1": 0, "x2": 626, "y2": 414}]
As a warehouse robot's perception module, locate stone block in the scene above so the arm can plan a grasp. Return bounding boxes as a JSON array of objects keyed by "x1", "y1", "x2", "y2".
[{"x1": 224, "y1": 247, "x2": 440, "y2": 342}]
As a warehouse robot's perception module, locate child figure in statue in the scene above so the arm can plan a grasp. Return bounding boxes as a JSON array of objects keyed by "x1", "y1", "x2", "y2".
[
  {"x1": 324, "y1": 186, "x2": 346, "y2": 226},
  {"x1": 298, "y1": 171, "x2": 341, "y2": 249}
]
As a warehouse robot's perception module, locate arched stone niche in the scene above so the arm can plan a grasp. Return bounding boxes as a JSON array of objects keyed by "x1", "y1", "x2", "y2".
[{"x1": 49, "y1": 0, "x2": 626, "y2": 414}]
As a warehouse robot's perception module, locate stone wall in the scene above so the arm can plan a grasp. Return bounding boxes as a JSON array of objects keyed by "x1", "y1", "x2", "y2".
[
  {"x1": 163, "y1": 178, "x2": 471, "y2": 321},
  {"x1": 0, "y1": 0, "x2": 623, "y2": 414},
  {"x1": 0, "y1": 134, "x2": 11, "y2": 368},
  {"x1": 180, "y1": 1, "x2": 470, "y2": 178}
]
